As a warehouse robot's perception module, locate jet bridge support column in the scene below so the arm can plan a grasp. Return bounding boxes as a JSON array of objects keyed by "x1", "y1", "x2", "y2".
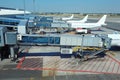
[
  {"x1": 10, "y1": 46, "x2": 18, "y2": 61},
  {"x1": 75, "y1": 35, "x2": 84, "y2": 59},
  {"x1": 10, "y1": 46, "x2": 15, "y2": 60}
]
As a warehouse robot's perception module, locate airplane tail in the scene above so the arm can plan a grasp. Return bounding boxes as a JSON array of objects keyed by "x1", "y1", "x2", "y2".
[
  {"x1": 81, "y1": 15, "x2": 88, "y2": 22},
  {"x1": 62, "y1": 14, "x2": 74, "y2": 20},
  {"x1": 70, "y1": 14, "x2": 74, "y2": 19},
  {"x1": 97, "y1": 15, "x2": 107, "y2": 25}
]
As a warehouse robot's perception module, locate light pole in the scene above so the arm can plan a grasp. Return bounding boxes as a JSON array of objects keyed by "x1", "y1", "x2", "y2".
[
  {"x1": 33, "y1": 0, "x2": 36, "y2": 14},
  {"x1": 23, "y1": 0, "x2": 26, "y2": 17}
]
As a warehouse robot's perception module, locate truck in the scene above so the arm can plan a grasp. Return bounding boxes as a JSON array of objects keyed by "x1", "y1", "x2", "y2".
[{"x1": 75, "y1": 28, "x2": 91, "y2": 34}]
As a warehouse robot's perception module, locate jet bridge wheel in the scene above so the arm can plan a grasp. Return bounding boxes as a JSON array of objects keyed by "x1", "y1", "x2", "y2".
[
  {"x1": 74, "y1": 51, "x2": 85, "y2": 59},
  {"x1": 74, "y1": 52, "x2": 89, "y2": 61}
]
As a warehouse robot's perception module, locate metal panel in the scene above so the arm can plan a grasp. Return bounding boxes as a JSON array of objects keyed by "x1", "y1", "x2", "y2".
[
  {"x1": 60, "y1": 36, "x2": 82, "y2": 46},
  {"x1": 51, "y1": 23, "x2": 69, "y2": 28},
  {"x1": 61, "y1": 48, "x2": 72, "y2": 54},
  {"x1": 18, "y1": 20, "x2": 27, "y2": 34},
  {"x1": 40, "y1": 17, "x2": 53, "y2": 22},
  {"x1": 51, "y1": 23, "x2": 61, "y2": 27},
  {"x1": 37, "y1": 22, "x2": 51, "y2": 27},
  {"x1": 60, "y1": 35, "x2": 103, "y2": 47},
  {"x1": 5, "y1": 32, "x2": 17, "y2": 45},
  {"x1": 82, "y1": 37, "x2": 102, "y2": 47},
  {"x1": 0, "y1": 27, "x2": 5, "y2": 47}
]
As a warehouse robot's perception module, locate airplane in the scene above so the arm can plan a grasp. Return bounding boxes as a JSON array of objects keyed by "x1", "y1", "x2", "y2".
[
  {"x1": 108, "y1": 33, "x2": 120, "y2": 46},
  {"x1": 66, "y1": 15, "x2": 88, "y2": 23},
  {"x1": 67, "y1": 15, "x2": 107, "y2": 33},
  {"x1": 69, "y1": 15, "x2": 107, "y2": 29},
  {"x1": 61, "y1": 14, "x2": 74, "y2": 20}
]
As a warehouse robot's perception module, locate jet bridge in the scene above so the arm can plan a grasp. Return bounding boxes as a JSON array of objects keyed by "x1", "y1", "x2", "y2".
[
  {"x1": 17, "y1": 34, "x2": 111, "y2": 59},
  {"x1": 18, "y1": 34, "x2": 111, "y2": 49},
  {"x1": 0, "y1": 26, "x2": 111, "y2": 60},
  {"x1": 0, "y1": 17, "x2": 28, "y2": 34}
]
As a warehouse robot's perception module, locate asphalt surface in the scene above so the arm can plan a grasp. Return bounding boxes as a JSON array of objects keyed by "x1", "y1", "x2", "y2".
[
  {"x1": 89, "y1": 18, "x2": 120, "y2": 31},
  {"x1": 1, "y1": 69, "x2": 120, "y2": 80},
  {"x1": 0, "y1": 69, "x2": 42, "y2": 80}
]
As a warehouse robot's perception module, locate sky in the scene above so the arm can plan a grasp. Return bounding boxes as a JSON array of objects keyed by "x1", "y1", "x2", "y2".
[{"x1": 0, "y1": 0, "x2": 120, "y2": 13}]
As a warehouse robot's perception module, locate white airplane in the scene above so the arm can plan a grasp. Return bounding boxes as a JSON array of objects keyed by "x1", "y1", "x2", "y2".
[
  {"x1": 0, "y1": 9, "x2": 31, "y2": 16},
  {"x1": 66, "y1": 15, "x2": 88, "y2": 23},
  {"x1": 62, "y1": 14, "x2": 74, "y2": 20},
  {"x1": 69, "y1": 15, "x2": 107, "y2": 29},
  {"x1": 108, "y1": 33, "x2": 120, "y2": 46}
]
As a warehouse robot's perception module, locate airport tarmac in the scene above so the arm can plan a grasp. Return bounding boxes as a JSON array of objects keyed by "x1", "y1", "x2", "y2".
[
  {"x1": 16, "y1": 19, "x2": 120, "y2": 77},
  {"x1": 89, "y1": 18, "x2": 120, "y2": 31},
  {"x1": 1, "y1": 18, "x2": 120, "y2": 80}
]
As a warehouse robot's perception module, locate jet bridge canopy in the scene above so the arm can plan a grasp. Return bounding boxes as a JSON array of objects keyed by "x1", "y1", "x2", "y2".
[{"x1": 0, "y1": 17, "x2": 19, "y2": 26}]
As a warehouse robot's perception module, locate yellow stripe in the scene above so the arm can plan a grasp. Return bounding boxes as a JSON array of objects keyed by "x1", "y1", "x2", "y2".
[{"x1": 72, "y1": 46, "x2": 101, "y2": 52}]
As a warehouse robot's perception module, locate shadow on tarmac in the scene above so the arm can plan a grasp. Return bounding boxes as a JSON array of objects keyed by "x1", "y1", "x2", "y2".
[{"x1": 110, "y1": 46, "x2": 120, "y2": 51}]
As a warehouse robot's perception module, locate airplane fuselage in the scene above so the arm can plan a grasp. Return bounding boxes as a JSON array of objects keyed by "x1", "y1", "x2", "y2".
[{"x1": 70, "y1": 23, "x2": 101, "y2": 29}]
